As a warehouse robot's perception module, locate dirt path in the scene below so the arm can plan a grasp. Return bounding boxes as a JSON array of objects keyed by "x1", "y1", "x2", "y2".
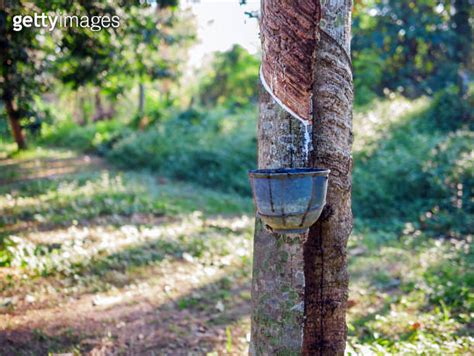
[
  {"x1": 0, "y1": 154, "x2": 106, "y2": 185},
  {"x1": 0, "y1": 152, "x2": 252, "y2": 355}
]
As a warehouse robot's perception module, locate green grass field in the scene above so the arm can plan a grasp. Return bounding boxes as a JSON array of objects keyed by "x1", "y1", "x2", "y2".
[{"x1": 0, "y1": 97, "x2": 472, "y2": 354}]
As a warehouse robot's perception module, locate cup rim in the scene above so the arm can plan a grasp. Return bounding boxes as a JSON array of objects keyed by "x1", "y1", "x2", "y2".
[{"x1": 248, "y1": 167, "x2": 330, "y2": 178}]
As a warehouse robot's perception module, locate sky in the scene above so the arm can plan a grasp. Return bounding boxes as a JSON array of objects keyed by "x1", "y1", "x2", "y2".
[{"x1": 180, "y1": 0, "x2": 260, "y2": 68}]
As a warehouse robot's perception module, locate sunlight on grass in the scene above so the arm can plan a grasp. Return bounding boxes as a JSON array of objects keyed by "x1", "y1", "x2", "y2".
[
  {"x1": 1, "y1": 153, "x2": 255, "y2": 354},
  {"x1": 1, "y1": 213, "x2": 253, "y2": 278},
  {"x1": 0, "y1": 169, "x2": 252, "y2": 231},
  {"x1": 353, "y1": 96, "x2": 430, "y2": 156},
  {"x1": 347, "y1": 230, "x2": 473, "y2": 355},
  {"x1": 1, "y1": 186, "x2": 254, "y2": 354},
  {"x1": 1, "y1": 120, "x2": 472, "y2": 354},
  {"x1": 0, "y1": 142, "x2": 17, "y2": 160},
  {"x1": 0, "y1": 145, "x2": 76, "y2": 161}
]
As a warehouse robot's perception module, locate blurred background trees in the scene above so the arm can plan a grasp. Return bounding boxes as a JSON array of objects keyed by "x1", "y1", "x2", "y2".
[
  {"x1": 0, "y1": 0, "x2": 472, "y2": 353},
  {"x1": 0, "y1": 0, "x2": 191, "y2": 149},
  {"x1": 0, "y1": 0, "x2": 471, "y2": 228},
  {"x1": 352, "y1": 0, "x2": 472, "y2": 105},
  {"x1": 0, "y1": 0, "x2": 471, "y2": 226},
  {"x1": 1, "y1": 0, "x2": 471, "y2": 148},
  {"x1": 197, "y1": 44, "x2": 259, "y2": 109}
]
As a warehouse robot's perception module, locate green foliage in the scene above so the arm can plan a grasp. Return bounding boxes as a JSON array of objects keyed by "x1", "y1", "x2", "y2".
[
  {"x1": 107, "y1": 107, "x2": 257, "y2": 194},
  {"x1": 0, "y1": 0, "x2": 194, "y2": 149},
  {"x1": 353, "y1": 96, "x2": 473, "y2": 236},
  {"x1": 0, "y1": 114, "x2": 9, "y2": 141},
  {"x1": 429, "y1": 85, "x2": 474, "y2": 132},
  {"x1": 197, "y1": 45, "x2": 260, "y2": 108},
  {"x1": 121, "y1": 6, "x2": 195, "y2": 81},
  {"x1": 352, "y1": 0, "x2": 472, "y2": 101},
  {"x1": 353, "y1": 49, "x2": 384, "y2": 106},
  {"x1": 0, "y1": 1, "x2": 51, "y2": 120},
  {"x1": 37, "y1": 106, "x2": 257, "y2": 195},
  {"x1": 55, "y1": 2, "x2": 193, "y2": 95},
  {"x1": 46, "y1": 0, "x2": 181, "y2": 90},
  {"x1": 348, "y1": 224, "x2": 473, "y2": 354},
  {"x1": 420, "y1": 129, "x2": 474, "y2": 237},
  {"x1": 39, "y1": 119, "x2": 130, "y2": 153},
  {"x1": 424, "y1": 241, "x2": 473, "y2": 313}
]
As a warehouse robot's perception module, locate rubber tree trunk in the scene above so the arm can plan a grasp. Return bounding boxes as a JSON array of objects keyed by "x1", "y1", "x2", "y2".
[
  {"x1": 3, "y1": 97, "x2": 26, "y2": 150},
  {"x1": 250, "y1": 1, "x2": 353, "y2": 355}
]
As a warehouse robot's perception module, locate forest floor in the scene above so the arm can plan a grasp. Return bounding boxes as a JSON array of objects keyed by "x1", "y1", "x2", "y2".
[{"x1": 0, "y1": 148, "x2": 472, "y2": 355}]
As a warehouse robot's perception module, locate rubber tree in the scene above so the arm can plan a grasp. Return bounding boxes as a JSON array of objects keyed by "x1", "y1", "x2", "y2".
[{"x1": 250, "y1": 1, "x2": 353, "y2": 355}]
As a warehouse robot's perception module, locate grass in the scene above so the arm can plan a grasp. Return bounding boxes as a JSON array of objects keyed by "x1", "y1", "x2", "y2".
[
  {"x1": 347, "y1": 229, "x2": 473, "y2": 354},
  {"x1": 37, "y1": 106, "x2": 257, "y2": 195},
  {"x1": 0, "y1": 170, "x2": 250, "y2": 228},
  {"x1": 0, "y1": 95, "x2": 472, "y2": 354},
  {"x1": 0, "y1": 153, "x2": 253, "y2": 354},
  {"x1": 353, "y1": 95, "x2": 473, "y2": 237}
]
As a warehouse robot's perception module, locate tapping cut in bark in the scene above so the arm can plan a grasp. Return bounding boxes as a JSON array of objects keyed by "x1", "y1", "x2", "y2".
[
  {"x1": 259, "y1": 0, "x2": 351, "y2": 125},
  {"x1": 251, "y1": 0, "x2": 353, "y2": 355},
  {"x1": 259, "y1": 0, "x2": 321, "y2": 123}
]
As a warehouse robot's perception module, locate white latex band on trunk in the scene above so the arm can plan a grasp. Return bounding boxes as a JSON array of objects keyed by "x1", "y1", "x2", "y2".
[
  {"x1": 259, "y1": 66, "x2": 313, "y2": 160},
  {"x1": 259, "y1": 66, "x2": 309, "y2": 125}
]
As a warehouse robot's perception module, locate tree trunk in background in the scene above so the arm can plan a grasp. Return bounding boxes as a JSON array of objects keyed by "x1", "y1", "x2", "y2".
[
  {"x1": 453, "y1": 0, "x2": 472, "y2": 68},
  {"x1": 3, "y1": 97, "x2": 26, "y2": 150},
  {"x1": 138, "y1": 83, "x2": 145, "y2": 114},
  {"x1": 94, "y1": 89, "x2": 104, "y2": 121},
  {"x1": 452, "y1": 0, "x2": 472, "y2": 98},
  {"x1": 251, "y1": 1, "x2": 353, "y2": 355},
  {"x1": 73, "y1": 90, "x2": 86, "y2": 126}
]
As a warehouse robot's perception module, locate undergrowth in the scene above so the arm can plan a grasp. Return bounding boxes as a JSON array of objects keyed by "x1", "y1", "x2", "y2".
[{"x1": 1, "y1": 89, "x2": 472, "y2": 354}]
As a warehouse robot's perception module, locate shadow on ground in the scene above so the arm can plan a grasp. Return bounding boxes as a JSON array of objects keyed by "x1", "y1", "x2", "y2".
[{"x1": 0, "y1": 269, "x2": 251, "y2": 355}]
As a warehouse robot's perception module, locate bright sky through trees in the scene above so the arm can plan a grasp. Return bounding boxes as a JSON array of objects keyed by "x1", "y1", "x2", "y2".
[{"x1": 181, "y1": 0, "x2": 260, "y2": 68}]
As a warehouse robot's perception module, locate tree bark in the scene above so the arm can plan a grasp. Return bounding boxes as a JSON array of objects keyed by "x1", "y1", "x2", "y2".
[
  {"x1": 3, "y1": 96, "x2": 26, "y2": 150},
  {"x1": 0, "y1": 10, "x2": 26, "y2": 151},
  {"x1": 303, "y1": 29, "x2": 353, "y2": 356},
  {"x1": 251, "y1": 87, "x2": 312, "y2": 355},
  {"x1": 251, "y1": 1, "x2": 353, "y2": 355}
]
